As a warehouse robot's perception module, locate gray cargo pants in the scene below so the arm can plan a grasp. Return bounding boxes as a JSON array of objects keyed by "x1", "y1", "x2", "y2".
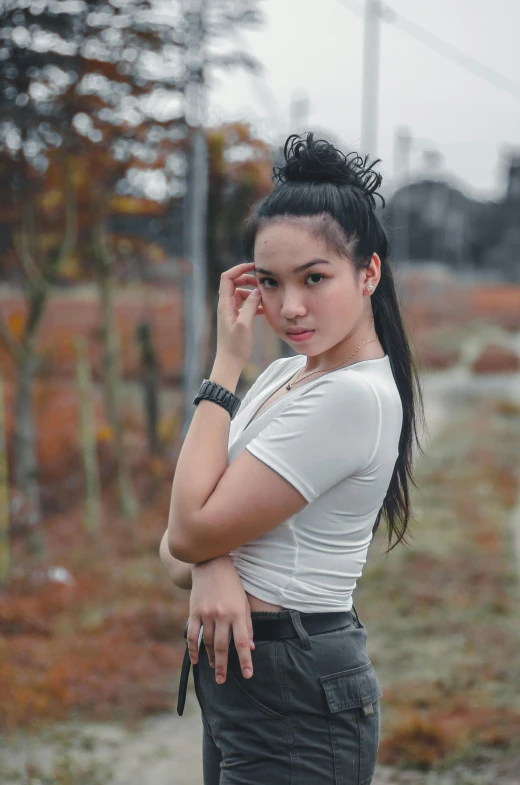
[{"x1": 192, "y1": 606, "x2": 383, "y2": 784}]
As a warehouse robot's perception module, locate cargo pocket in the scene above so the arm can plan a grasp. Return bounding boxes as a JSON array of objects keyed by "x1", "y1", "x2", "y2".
[
  {"x1": 226, "y1": 640, "x2": 286, "y2": 720},
  {"x1": 319, "y1": 661, "x2": 382, "y2": 785}
]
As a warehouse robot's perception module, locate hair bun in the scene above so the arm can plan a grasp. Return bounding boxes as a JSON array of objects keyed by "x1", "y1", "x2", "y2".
[{"x1": 273, "y1": 132, "x2": 385, "y2": 208}]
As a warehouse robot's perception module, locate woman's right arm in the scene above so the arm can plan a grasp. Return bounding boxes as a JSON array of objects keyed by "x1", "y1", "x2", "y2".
[
  {"x1": 159, "y1": 530, "x2": 254, "y2": 683},
  {"x1": 159, "y1": 530, "x2": 193, "y2": 590}
]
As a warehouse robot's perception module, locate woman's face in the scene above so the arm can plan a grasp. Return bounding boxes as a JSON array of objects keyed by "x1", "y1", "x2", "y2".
[{"x1": 253, "y1": 220, "x2": 376, "y2": 357}]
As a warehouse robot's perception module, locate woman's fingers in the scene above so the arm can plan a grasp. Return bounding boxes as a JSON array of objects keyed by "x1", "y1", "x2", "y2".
[
  {"x1": 234, "y1": 288, "x2": 255, "y2": 301},
  {"x1": 218, "y1": 273, "x2": 258, "y2": 306},
  {"x1": 213, "y1": 622, "x2": 232, "y2": 684},
  {"x1": 232, "y1": 618, "x2": 254, "y2": 679},
  {"x1": 202, "y1": 618, "x2": 216, "y2": 668},
  {"x1": 234, "y1": 287, "x2": 264, "y2": 314},
  {"x1": 186, "y1": 615, "x2": 202, "y2": 665},
  {"x1": 233, "y1": 273, "x2": 258, "y2": 286},
  {"x1": 245, "y1": 601, "x2": 255, "y2": 653},
  {"x1": 205, "y1": 618, "x2": 254, "y2": 684},
  {"x1": 219, "y1": 263, "x2": 256, "y2": 302}
]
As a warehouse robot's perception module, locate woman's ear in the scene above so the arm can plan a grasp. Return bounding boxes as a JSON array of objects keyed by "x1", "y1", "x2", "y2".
[{"x1": 363, "y1": 253, "x2": 381, "y2": 292}]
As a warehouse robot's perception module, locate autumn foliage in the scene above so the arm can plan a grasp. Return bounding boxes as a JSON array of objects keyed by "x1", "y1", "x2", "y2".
[{"x1": 1, "y1": 470, "x2": 189, "y2": 731}]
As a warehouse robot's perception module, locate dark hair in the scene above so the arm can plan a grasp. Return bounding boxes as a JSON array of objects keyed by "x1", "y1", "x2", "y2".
[{"x1": 244, "y1": 132, "x2": 425, "y2": 553}]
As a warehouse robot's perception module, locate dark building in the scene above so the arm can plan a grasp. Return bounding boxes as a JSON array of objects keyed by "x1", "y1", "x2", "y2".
[{"x1": 385, "y1": 153, "x2": 520, "y2": 282}]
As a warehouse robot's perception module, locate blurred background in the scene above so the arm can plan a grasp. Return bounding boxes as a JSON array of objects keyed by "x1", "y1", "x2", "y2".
[{"x1": 0, "y1": 1, "x2": 519, "y2": 783}]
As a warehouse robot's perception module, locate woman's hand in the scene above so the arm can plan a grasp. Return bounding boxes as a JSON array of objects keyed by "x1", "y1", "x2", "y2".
[
  {"x1": 216, "y1": 261, "x2": 264, "y2": 369},
  {"x1": 187, "y1": 554, "x2": 255, "y2": 685}
]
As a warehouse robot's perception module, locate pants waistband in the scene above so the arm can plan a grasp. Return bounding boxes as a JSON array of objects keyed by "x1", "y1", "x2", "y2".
[
  {"x1": 176, "y1": 605, "x2": 361, "y2": 717},
  {"x1": 238, "y1": 610, "x2": 354, "y2": 645}
]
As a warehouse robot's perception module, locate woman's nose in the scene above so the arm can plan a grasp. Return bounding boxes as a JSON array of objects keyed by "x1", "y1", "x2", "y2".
[{"x1": 280, "y1": 297, "x2": 307, "y2": 319}]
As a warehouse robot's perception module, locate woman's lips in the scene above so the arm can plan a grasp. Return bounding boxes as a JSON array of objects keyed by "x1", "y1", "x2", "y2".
[{"x1": 286, "y1": 330, "x2": 314, "y2": 342}]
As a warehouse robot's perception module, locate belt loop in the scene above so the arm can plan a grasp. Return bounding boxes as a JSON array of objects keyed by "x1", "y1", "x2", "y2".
[
  {"x1": 288, "y1": 609, "x2": 312, "y2": 649},
  {"x1": 351, "y1": 604, "x2": 361, "y2": 627}
]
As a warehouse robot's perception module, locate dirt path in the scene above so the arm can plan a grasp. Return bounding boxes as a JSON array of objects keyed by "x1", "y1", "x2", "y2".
[
  {"x1": 1, "y1": 693, "x2": 204, "y2": 785},
  {"x1": 3, "y1": 696, "x2": 520, "y2": 785}
]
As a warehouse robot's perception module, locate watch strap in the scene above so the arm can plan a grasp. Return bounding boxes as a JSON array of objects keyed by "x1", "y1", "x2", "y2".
[{"x1": 193, "y1": 379, "x2": 241, "y2": 420}]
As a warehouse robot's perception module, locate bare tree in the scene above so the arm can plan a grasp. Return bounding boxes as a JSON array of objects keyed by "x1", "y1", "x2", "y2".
[
  {"x1": 75, "y1": 336, "x2": 102, "y2": 533},
  {"x1": 136, "y1": 321, "x2": 161, "y2": 456},
  {"x1": 0, "y1": 0, "x2": 185, "y2": 524},
  {"x1": 0, "y1": 158, "x2": 77, "y2": 553},
  {"x1": 0, "y1": 371, "x2": 9, "y2": 585}
]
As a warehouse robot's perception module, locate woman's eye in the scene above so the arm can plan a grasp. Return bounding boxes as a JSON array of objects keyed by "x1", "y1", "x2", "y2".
[{"x1": 258, "y1": 273, "x2": 325, "y2": 289}]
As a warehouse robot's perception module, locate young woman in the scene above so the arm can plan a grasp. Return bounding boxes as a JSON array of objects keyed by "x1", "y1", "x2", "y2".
[{"x1": 160, "y1": 132, "x2": 425, "y2": 785}]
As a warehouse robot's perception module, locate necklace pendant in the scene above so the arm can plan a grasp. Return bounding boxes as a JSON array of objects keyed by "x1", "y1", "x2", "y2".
[{"x1": 286, "y1": 383, "x2": 291, "y2": 391}]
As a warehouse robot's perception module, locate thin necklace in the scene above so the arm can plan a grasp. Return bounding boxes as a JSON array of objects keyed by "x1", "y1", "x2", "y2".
[{"x1": 285, "y1": 338, "x2": 379, "y2": 391}]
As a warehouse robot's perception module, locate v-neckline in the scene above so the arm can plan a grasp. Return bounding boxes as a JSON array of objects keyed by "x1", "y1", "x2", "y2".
[
  {"x1": 240, "y1": 353, "x2": 390, "y2": 434},
  {"x1": 241, "y1": 357, "x2": 307, "y2": 432}
]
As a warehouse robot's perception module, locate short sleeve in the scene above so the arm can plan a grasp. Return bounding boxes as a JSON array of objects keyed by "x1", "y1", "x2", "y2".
[{"x1": 245, "y1": 373, "x2": 382, "y2": 503}]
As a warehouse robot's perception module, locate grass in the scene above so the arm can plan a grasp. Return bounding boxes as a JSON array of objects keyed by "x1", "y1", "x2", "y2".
[
  {"x1": 0, "y1": 729, "x2": 113, "y2": 784},
  {"x1": 0, "y1": 460, "x2": 190, "y2": 731},
  {"x1": 357, "y1": 396, "x2": 520, "y2": 770}
]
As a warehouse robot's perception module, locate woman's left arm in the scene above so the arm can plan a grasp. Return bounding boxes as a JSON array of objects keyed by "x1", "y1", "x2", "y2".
[
  {"x1": 168, "y1": 262, "x2": 307, "y2": 563},
  {"x1": 159, "y1": 530, "x2": 193, "y2": 590},
  {"x1": 167, "y1": 262, "x2": 261, "y2": 559},
  {"x1": 168, "y1": 353, "x2": 243, "y2": 558}
]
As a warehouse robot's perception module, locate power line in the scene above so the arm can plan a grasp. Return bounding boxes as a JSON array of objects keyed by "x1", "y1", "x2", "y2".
[
  {"x1": 335, "y1": 0, "x2": 364, "y2": 17},
  {"x1": 335, "y1": 0, "x2": 520, "y2": 103}
]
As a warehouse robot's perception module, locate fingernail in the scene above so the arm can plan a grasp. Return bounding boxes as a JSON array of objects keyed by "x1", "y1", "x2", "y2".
[
  {"x1": 216, "y1": 675, "x2": 224, "y2": 684},
  {"x1": 244, "y1": 668, "x2": 252, "y2": 678},
  {"x1": 250, "y1": 640, "x2": 255, "y2": 649}
]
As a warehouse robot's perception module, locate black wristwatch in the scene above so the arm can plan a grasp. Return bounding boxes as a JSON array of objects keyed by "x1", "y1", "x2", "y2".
[{"x1": 193, "y1": 379, "x2": 241, "y2": 420}]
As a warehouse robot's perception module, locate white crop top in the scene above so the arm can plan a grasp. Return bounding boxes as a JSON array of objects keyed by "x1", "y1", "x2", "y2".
[{"x1": 227, "y1": 354, "x2": 403, "y2": 613}]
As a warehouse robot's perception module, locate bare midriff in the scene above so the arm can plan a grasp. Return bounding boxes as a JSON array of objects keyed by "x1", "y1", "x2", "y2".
[{"x1": 246, "y1": 591, "x2": 285, "y2": 612}]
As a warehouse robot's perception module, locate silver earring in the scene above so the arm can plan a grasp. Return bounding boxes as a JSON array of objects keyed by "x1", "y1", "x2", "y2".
[{"x1": 366, "y1": 283, "x2": 375, "y2": 292}]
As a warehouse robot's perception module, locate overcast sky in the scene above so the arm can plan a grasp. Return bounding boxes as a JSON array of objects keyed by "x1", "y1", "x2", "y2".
[{"x1": 207, "y1": 0, "x2": 520, "y2": 201}]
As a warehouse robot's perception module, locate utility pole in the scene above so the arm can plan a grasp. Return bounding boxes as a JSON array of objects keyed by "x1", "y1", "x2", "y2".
[
  {"x1": 360, "y1": 0, "x2": 382, "y2": 158},
  {"x1": 289, "y1": 91, "x2": 309, "y2": 136},
  {"x1": 393, "y1": 126, "x2": 412, "y2": 184},
  {"x1": 180, "y1": 0, "x2": 209, "y2": 443},
  {"x1": 393, "y1": 126, "x2": 412, "y2": 263}
]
